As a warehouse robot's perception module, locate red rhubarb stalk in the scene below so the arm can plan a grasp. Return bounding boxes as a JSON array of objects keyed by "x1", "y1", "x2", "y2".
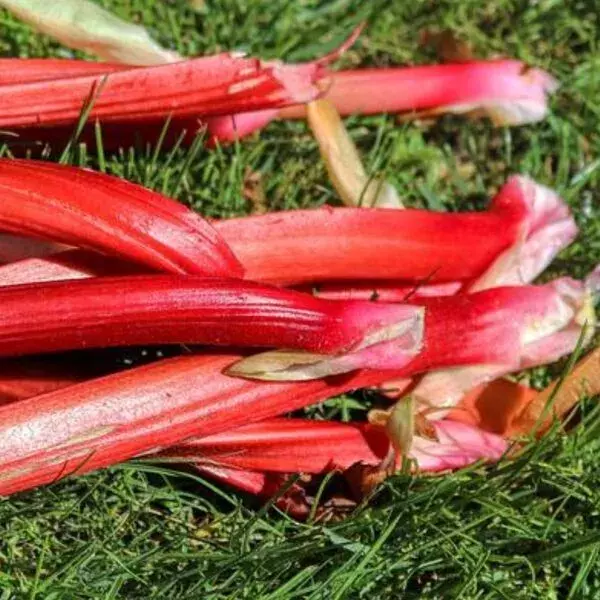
[
  {"x1": 169, "y1": 417, "x2": 508, "y2": 474},
  {"x1": 232, "y1": 277, "x2": 594, "y2": 381},
  {"x1": 0, "y1": 159, "x2": 242, "y2": 277},
  {"x1": 305, "y1": 176, "x2": 577, "y2": 299},
  {"x1": 0, "y1": 354, "x2": 399, "y2": 496},
  {"x1": 0, "y1": 275, "x2": 423, "y2": 371},
  {"x1": 193, "y1": 464, "x2": 311, "y2": 517},
  {"x1": 0, "y1": 57, "x2": 125, "y2": 85},
  {"x1": 0, "y1": 175, "x2": 570, "y2": 287},
  {"x1": 0, "y1": 54, "x2": 322, "y2": 128},
  {"x1": 215, "y1": 197, "x2": 530, "y2": 285}
]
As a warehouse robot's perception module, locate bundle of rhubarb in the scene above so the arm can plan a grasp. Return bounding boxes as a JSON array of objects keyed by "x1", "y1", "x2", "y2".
[
  {"x1": 0, "y1": 157, "x2": 596, "y2": 518},
  {"x1": 0, "y1": 1, "x2": 596, "y2": 519},
  {"x1": 0, "y1": 1, "x2": 556, "y2": 156}
]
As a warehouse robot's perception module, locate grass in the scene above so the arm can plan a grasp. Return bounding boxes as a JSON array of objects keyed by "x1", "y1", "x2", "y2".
[{"x1": 0, "y1": 0, "x2": 599, "y2": 597}]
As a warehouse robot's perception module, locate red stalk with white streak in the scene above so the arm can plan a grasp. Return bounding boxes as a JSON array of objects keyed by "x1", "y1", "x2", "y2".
[{"x1": 0, "y1": 354, "x2": 399, "y2": 496}]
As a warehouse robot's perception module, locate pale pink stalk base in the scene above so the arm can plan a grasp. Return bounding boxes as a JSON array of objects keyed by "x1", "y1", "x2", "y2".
[
  {"x1": 280, "y1": 60, "x2": 558, "y2": 126},
  {"x1": 173, "y1": 418, "x2": 508, "y2": 474}
]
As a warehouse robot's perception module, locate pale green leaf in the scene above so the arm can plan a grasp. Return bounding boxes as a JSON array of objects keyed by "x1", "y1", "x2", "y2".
[{"x1": 0, "y1": 0, "x2": 182, "y2": 65}]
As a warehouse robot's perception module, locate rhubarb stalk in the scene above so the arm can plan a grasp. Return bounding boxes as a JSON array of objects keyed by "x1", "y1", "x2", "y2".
[
  {"x1": 215, "y1": 194, "x2": 533, "y2": 285},
  {"x1": 0, "y1": 159, "x2": 242, "y2": 277},
  {"x1": 0, "y1": 175, "x2": 556, "y2": 287},
  {"x1": 308, "y1": 176, "x2": 577, "y2": 299},
  {"x1": 281, "y1": 60, "x2": 558, "y2": 126},
  {"x1": 0, "y1": 275, "x2": 424, "y2": 377},
  {"x1": 230, "y1": 279, "x2": 590, "y2": 381},
  {"x1": 0, "y1": 354, "x2": 400, "y2": 496},
  {"x1": 169, "y1": 417, "x2": 508, "y2": 475},
  {"x1": 0, "y1": 54, "x2": 322, "y2": 129}
]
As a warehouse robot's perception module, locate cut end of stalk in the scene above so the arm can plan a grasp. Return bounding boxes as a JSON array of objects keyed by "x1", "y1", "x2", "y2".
[
  {"x1": 267, "y1": 61, "x2": 325, "y2": 105},
  {"x1": 484, "y1": 66, "x2": 558, "y2": 126},
  {"x1": 470, "y1": 176, "x2": 577, "y2": 291},
  {"x1": 521, "y1": 275, "x2": 597, "y2": 366},
  {"x1": 226, "y1": 307, "x2": 424, "y2": 381},
  {"x1": 399, "y1": 64, "x2": 557, "y2": 126}
]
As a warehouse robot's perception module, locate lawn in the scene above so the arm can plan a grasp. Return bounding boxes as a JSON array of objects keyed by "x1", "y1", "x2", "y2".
[{"x1": 0, "y1": 0, "x2": 599, "y2": 597}]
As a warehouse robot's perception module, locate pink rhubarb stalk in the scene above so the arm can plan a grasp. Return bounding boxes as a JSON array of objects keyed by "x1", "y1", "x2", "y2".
[
  {"x1": 0, "y1": 354, "x2": 400, "y2": 497},
  {"x1": 169, "y1": 417, "x2": 508, "y2": 474},
  {"x1": 212, "y1": 60, "x2": 557, "y2": 143},
  {"x1": 162, "y1": 59, "x2": 560, "y2": 147},
  {"x1": 280, "y1": 60, "x2": 557, "y2": 126},
  {"x1": 0, "y1": 275, "x2": 423, "y2": 373},
  {"x1": 0, "y1": 159, "x2": 242, "y2": 277}
]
